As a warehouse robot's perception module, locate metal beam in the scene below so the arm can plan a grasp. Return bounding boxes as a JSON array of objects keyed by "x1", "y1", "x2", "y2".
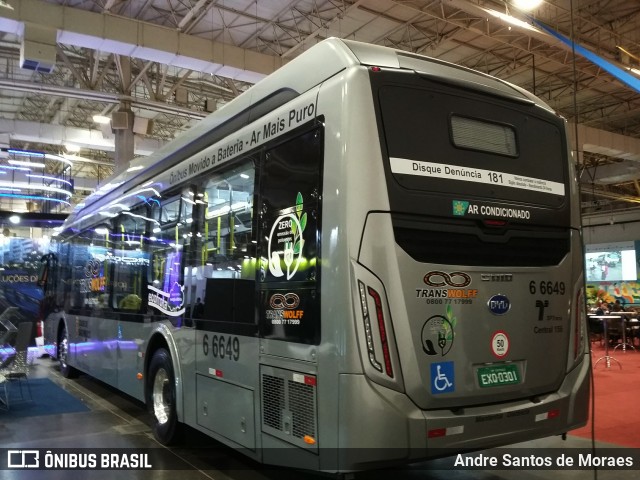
[
  {"x1": 0, "y1": 0, "x2": 284, "y2": 81},
  {"x1": 0, "y1": 117, "x2": 165, "y2": 155}
]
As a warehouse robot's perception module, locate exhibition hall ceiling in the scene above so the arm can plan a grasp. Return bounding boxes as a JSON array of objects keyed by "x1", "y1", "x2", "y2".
[{"x1": 0, "y1": 0, "x2": 638, "y2": 216}]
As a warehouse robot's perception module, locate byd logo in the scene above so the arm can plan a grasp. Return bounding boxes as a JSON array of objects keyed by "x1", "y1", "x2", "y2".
[{"x1": 423, "y1": 271, "x2": 471, "y2": 288}]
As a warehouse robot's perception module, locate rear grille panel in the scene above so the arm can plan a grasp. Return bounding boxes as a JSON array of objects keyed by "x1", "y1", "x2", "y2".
[
  {"x1": 288, "y1": 380, "x2": 316, "y2": 439},
  {"x1": 262, "y1": 375, "x2": 285, "y2": 431},
  {"x1": 260, "y1": 366, "x2": 318, "y2": 452},
  {"x1": 393, "y1": 216, "x2": 570, "y2": 267}
]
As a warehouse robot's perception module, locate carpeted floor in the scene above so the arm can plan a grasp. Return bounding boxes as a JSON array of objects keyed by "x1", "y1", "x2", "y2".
[
  {"x1": 569, "y1": 341, "x2": 640, "y2": 447},
  {"x1": 1, "y1": 377, "x2": 90, "y2": 418}
]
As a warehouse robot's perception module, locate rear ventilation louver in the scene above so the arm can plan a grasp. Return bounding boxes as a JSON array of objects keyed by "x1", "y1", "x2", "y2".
[
  {"x1": 394, "y1": 226, "x2": 569, "y2": 266},
  {"x1": 261, "y1": 366, "x2": 318, "y2": 451},
  {"x1": 262, "y1": 375, "x2": 285, "y2": 431},
  {"x1": 288, "y1": 380, "x2": 316, "y2": 439}
]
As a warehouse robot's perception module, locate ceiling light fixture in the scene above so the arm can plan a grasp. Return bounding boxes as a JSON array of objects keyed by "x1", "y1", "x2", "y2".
[
  {"x1": 6, "y1": 148, "x2": 45, "y2": 158},
  {"x1": 8, "y1": 160, "x2": 46, "y2": 168},
  {"x1": 92, "y1": 115, "x2": 111, "y2": 124},
  {"x1": 616, "y1": 46, "x2": 640, "y2": 63},
  {"x1": 511, "y1": 0, "x2": 543, "y2": 11},
  {"x1": 484, "y1": 8, "x2": 538, "y2": 32}
]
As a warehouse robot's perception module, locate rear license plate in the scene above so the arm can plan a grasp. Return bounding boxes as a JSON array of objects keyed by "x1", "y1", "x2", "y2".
[{"x1": 477, "y1": 364, "x2": 520, "y2": 388}]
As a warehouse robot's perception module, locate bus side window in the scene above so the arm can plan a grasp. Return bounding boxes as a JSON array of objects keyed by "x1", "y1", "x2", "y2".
[
  {"x1": 147, "y1": 194, "x2": 192, "y2": 321},
  {"x1": 112, "y1": 207, "x2": 149, "y2": 321},
  {"x1": 67, "y1": 225, "x2": 113, "y2": 316},
  {"x1": 196, "y1": 160, "x2": 257, "y2": 326}
]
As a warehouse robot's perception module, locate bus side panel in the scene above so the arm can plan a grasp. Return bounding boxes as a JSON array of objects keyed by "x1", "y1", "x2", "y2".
[
  {"x1": 195, "y1": 374, "x2": 256, "y2": 449},
  {"x1": 309, "y1": 68, "x2": 388, "y2": 463},
  {"x1": 116, "y1": 320, "x2": 154, "y2": 401},
  {"x1": 337, "y1": 373, "x2": 426, "y2": 471},
  {"x1": 194, "y1": 331, "x2": 260, "y2": 452}
]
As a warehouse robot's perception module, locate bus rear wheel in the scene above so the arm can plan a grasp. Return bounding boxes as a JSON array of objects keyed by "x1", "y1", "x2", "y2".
[
  {"x1": 146, "y1": 348, "x2": 181, "y2": 444},
  {"x1": 58, "y1": 326, "x2": 78, "y2": 378}
]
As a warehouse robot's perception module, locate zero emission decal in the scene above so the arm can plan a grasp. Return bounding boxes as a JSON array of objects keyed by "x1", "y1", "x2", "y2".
[
  {"x1": 421, "y1": 305, "x2": 457, "y2": 356},
  {"x1": 390, "y1": 158, "x2": 565, "y2": 196},
  {"x1": 267, "y1": 192, "x2": 307, "y2": 281}
]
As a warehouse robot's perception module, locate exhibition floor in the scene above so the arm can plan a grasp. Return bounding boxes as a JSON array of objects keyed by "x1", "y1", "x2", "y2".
[{"x1": 0, "y1": 357, "x2": 637, "y2": 480}]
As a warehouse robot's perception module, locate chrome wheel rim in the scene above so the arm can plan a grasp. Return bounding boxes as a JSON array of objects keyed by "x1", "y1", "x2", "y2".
[
  {"x1": 152, "y1": 368, "x2": 171, "y2": 425},
  {"x1": 59, "y1": 333, "x2": 69, "y2": 370}
]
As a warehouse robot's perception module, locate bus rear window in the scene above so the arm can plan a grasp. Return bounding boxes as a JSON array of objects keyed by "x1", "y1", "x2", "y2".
[
  {"x1": 377, "y1": 82, "x2": 567, "y2": 208},
  {"x1": 451, "y1": 115, "x2": 517, "y2": 157}
]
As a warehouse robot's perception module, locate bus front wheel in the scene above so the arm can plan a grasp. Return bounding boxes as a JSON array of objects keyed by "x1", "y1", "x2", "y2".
[{"x1": 146, "y1": 348, "x2": 181, "y2": 444}]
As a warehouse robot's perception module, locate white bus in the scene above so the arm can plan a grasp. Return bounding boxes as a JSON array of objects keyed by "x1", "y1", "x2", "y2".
[{"x1": 40, "y1": 38, "x2": 590, "y2": 472}]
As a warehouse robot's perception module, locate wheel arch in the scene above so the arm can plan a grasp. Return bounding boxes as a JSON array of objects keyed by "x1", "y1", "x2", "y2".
[{"x1": 144, "y1": 324, "x2": 184, "y2": 422}]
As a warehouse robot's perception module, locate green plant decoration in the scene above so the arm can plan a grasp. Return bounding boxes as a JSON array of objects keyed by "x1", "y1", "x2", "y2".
[
  {"x1": 444, "y1": 304, "x2": 457, "y2": 342},
  {"x1": 292, "y1": 192, "x2": 307, "y2": 254}
]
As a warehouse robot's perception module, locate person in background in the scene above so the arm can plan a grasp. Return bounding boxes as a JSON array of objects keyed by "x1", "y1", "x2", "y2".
[
  {"x1": 595, "y1": 301, "x2": 609, "y2": 315},
  {"x1": 192, "y1": 297, "x2": 204, "y2": 318},
  {"x1": 611, "y1": 299, "x2": 623, "y2": 312}
]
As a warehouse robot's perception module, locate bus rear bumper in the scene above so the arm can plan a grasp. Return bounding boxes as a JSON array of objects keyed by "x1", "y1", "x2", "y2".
[
  {"x1": 337, "y1": 353, "x2": 590, "y2": 470},
  {"x1": 421, "y1": 352, "x2": 590, "y2": 453}
]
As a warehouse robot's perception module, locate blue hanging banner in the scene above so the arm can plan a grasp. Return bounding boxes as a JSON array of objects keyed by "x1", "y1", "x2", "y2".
[{"x1": 531, "y1": 18, "x2": 640, "y2": 94}]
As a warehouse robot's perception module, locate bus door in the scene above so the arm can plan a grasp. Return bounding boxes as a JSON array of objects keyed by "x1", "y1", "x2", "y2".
[
  {"x1": 113, "y1": 207, "x2": 152, "y2": 400},
  {"x1": 190, "y1": 159, "x2": 261, "y2": 451}
]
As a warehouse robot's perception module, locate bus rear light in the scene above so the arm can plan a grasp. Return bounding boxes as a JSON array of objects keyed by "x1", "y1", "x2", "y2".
[
  {"x1": 535, "y1": 409, "x2": 560, "y2": 422},
  {"x1": 303, "y1": 435, "x2": 316, "y2": 445},
  {"x1": 367, "y1": 286, "x2": 394, "y2": 378},
  {"x1": 293, "y1": 373, "x2": 317, "y2": 386},
  {"x1": 428, "y1": 425, "x2": 464, "y2": 438},
  {"x1": 483, "y1": 219, "x2": 507, "y2": 227},
  {"x1": 208, "y1": 368, "x2": 223, "y2": 378},
  {"x1": 573, "y1": 288, "x2": 586, "y2": 361},
  {"x1": 358, "y1": 281, "x2": 383, "y2": 374}
]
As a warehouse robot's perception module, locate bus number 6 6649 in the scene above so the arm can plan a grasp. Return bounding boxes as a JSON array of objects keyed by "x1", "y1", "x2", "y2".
[{"x1": 202, "y1": 334, "x2": 240, "y2": 361}]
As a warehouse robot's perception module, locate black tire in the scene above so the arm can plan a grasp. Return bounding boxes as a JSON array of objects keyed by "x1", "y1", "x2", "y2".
[
  {"x1": 58, "y1": 325, "x2": 78, "y2": 378},
  {"x1": 146, "y1": 348, "x2": 181, "y2": 445}
]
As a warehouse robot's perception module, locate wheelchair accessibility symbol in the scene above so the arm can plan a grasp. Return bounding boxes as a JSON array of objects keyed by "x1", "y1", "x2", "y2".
[{"x1": 430, "y1": 361, "x2": 455, "y2": 394}]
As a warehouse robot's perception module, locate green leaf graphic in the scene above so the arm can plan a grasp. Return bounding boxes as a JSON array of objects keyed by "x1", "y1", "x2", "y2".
[
  {"x1": 294, "y1": 240, "x2": 301, "y2": 254},
  {"x1": 296, "y1": 192, "x2": 303, "y2": 217},
  {"x1": 300, "y1": 212, "x2": 307, "y2": 232},
  {"x1": 291, "y1": 221, "x2": 297, "y2": 235},
  {"x1": 445, "y1": 305, "x2": 456, "y2": 341}
]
